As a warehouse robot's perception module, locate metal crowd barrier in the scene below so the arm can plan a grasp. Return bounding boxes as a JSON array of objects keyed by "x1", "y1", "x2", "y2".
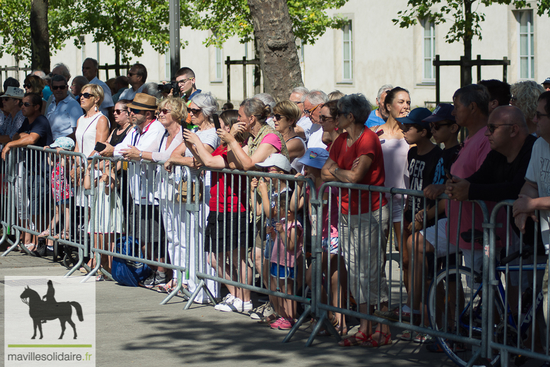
[
  {"x1": 3, "y1": 145, "x2": 550, "y2": 366},
  {"x1": 487, "y1": 200, "x2": 550, "y2": 367}
]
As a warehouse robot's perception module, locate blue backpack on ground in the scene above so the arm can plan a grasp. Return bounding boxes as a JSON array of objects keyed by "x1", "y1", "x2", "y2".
[{"x1": 112, "y1": 236, "x2": 152, "y2": 287}]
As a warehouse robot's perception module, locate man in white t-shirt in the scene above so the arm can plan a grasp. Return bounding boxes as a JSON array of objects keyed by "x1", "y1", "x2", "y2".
[
  {"x1": 303, "y1": 90, "x2": 328, "y2": 149},
  {"x1": 82, "y1": 58, "x2": 115, "y2": 122},
  {"x1": 513, "y1": 91, "x2": 550, "y2": 327}
]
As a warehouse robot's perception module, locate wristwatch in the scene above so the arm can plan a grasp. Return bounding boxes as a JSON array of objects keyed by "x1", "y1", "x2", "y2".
[{"x1": 139, "y1": 151, "x2": 143, "y2": 159}]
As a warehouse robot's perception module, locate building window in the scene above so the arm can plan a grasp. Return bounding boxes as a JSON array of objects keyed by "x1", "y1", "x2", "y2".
[
  {"x1": 342, "y1": 20, "x2": 353, "y2": 81},
  {"x1": 215, "y1": 47, "x2": 223, "y2": 81},
  {"x1": 518, "y1": 10, "x2": 534, "y2": 79},
  {"x1": 422, "y1": 19, "x2": 435, "y2": 81}
]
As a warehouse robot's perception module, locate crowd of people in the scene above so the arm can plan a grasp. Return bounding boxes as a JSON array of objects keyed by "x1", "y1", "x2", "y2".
[{"x1": 1, "y1": 60, "x2": 550, "y2": 356}]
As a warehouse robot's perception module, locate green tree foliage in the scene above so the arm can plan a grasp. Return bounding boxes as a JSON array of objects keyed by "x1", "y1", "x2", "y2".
[
  {"x1": 185, "y1": 0, "x2": 350, "y2": 48},
  {"x1": 0, "y1": 0, "x2": 33, "y2": 61},
  {"x1": 393, "y1": 0, "x2": 530, "y2": 46},
  {"x1": 71, "y1": 0, "x2": 181, "y2": 64}
]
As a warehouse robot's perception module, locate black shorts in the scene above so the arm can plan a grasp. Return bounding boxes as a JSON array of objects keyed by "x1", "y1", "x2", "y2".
[{"x1": 204, "y1": 211, "x2": 251, "y2": 254}]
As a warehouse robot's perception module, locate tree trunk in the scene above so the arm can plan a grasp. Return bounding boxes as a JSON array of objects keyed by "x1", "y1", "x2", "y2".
[
  {"x1": 246, "y1": 0, "x2": 304, "y2": 101},
  {"x1": 31, "y1": 0, "x2": 50, "y2": 73},
  {"x1": 461, "y1": 0, "x2": 473, "y2": 86}
]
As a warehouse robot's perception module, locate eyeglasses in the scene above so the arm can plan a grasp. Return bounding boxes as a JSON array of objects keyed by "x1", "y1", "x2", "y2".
[
  {"x1": 23, "y1": 84, "x2": 32, "y2": 89},
  {"x1": 430, "y1": 122, "x2": 454, "y2": 131},
  {"x1": 273, "y1": 114, "x2": 285, "y2": 121},
  {"x1": 187, "y1": 107, "x2": 201, "y2": 115},
  {"x1": 23, "y1": 102, "x2": 33, "y2": 107},
  {"x1": 81, "y1": 93, "x2": 94, "y2": 99},
  {"x1": 159, "y1": 109, "x2": 172, "y2": 115},
  {"x1": 130, "y1": 108, "x2": 144, "y2": 115},
  {"x1": 487, "y1": 123, "x2": 514, "y2": 134},
  {"x1": 535, "y1": 111, "x2": 549, "y2": 119},
  {"x1": 320, "y1": 115, "x2": 334, "y2": 123},
  {"x1": 177, "y1": 77, "x2": 193, "y2": 85},
  {"x1": 304, "y1": 104, "x2": 320, "y2": 115},
  {"x1": 290, "y1": 100, "x2": 303, "y2": 105},
  {"x1": 114, "y1": 109, "x2": 128, "y2": 115},
  {"x1": 52, "y1": 85, "x2": 67, "y2": 90}
]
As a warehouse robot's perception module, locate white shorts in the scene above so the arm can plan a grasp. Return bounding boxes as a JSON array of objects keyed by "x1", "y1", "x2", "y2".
[
  {"x1": 420, "y1": 218, "x2": 457, "y2": 258},
  {"x1": 387, "y1": 193, "x2": 405, "y2": 223}
]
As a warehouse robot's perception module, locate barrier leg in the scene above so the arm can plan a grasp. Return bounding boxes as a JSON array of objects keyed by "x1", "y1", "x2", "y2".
[
  {"x1": 64, "y1": 248, "x2": 86, "y2": 277},
  {"x1": 160, "y1": 270, "x2": 191, "y2": 305}
]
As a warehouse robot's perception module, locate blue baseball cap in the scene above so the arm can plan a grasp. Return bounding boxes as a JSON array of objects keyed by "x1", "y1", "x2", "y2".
[
  {"x1": 423, "y1": 103, "x2": 456, "y2": 124},
  {"x1": 396, "y1": 107, "x2": 433, "y2": 129},
  {"x1": 298, "y1": 148, "x2": 329, "y2": 169}
]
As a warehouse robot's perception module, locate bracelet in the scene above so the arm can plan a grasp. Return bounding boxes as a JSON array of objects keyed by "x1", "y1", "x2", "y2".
[{"x1": 139, "y1": 151, "x2": 143, "y2": 159}]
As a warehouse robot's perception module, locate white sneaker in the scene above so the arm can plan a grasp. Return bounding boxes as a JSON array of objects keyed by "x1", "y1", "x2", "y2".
[
  {"x1": 218, "y1": 298, "x2": 253, "y2": 313},
  {"x1": 249, "y1": 301, "x2": 275, "y2": 320},
  {"x1": 214, "y1": 294, "x2": 235, "y2": 310}
]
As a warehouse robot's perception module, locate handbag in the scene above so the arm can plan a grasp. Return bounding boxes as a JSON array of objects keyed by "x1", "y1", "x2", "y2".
[{"x1": 176, "y1": 177, "x2": 203, "y2": 203}]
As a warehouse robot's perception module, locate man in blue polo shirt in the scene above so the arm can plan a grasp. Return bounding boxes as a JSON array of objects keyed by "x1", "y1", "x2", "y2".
[
  {"x1": 366, "y1": 84, "x2": 393, "y2": 128},
  {"x1": 46, "y1": 75, "x2": 82, "y2": 140}
]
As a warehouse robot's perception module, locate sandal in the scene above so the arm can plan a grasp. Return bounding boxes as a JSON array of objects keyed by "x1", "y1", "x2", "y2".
[
  {"x1": 362, "y1": 332, "x2": 392, "y2": 348},
  {"x1": 397, "y1": 329, "x2": 413, "y2": 341},
  {"x1": 38, "y1": 230, "x2": 50, "y2": 238},
  {"x1": 338, "y1": 330, "x2": 368, "y2": 347},
  {"x1": 413, "y1": 333, "x2": 433, "y2": 344}
]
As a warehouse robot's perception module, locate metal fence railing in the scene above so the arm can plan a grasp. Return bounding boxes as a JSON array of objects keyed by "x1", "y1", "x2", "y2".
[{"x1": 1, "y1": 145, "x2": 549, "y2": 367}]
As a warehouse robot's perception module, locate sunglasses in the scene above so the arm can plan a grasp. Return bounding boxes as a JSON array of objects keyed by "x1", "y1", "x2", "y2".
[
  {"x1": 52, "y1": 85, "x2": 67, "y2": 90},
  {"x1": 429, "y1": 122, "x2": 454, "y2": 131},
  {"x1": 81, "y1": 92, "x2": 94, "y2": 99},
  {"x1": 273, "y1": 114, "x2": 285, "y2": 121},
  {"x1": 535, "y1": 111, "x2": 549, "y2": 120},
  {"x1": 114, "y1": 109, "x2": 128, "y2": 115},
  {"x1": 130, "y1": 108, "x2": 145, "y2": 115},
  {"x1": 187, "y1": 107, "x2": 201, "y2": 115},
  {"x1": 23, "y1": 102, "x2": 33, "y2": 107},
  {"x1": 320, "y1": 115, "x2": 334, "y2": 123},
  {"x1": 487, "y1": 123, "x2": 514, "y2": 134},
  {"x1": 23, "y1": 84, "x2": 32, "y2": 89},
  {"x1": 159, "y1": 109, "x2": 172, "y2": 115},
  {"x1": 127, "y1": 72, "x2": 136, "y2": 77},
  {"x1": 304, "y1": 104, "x2": 320, "y2": 115}
]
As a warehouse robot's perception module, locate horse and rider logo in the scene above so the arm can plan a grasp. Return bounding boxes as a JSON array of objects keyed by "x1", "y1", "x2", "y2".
[{"x1": 20, "y1": 280, "x2": 84, "y2": 340}]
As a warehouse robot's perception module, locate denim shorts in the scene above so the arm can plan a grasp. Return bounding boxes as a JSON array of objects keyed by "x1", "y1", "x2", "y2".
[{"x1": 270, "y1": 262, "x2": 295, "y2": 280}]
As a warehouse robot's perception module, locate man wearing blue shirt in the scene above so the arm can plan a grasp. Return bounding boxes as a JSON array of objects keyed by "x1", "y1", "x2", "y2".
[
  {"x1": 366, "y1": 84, "x2": 393, "y2": 128},
  {"x1": 46, "y1": 75, "x2": 82, "y2": 140}
]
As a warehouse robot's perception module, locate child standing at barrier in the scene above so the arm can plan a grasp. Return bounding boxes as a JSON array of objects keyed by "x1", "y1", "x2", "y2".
[
  {"x1": 268, "y1": 192, "x2": 303, "y2": 330},
  {"x1": 39, "y1": 137, "x2": 75, "y2": 247},
  {"x1": 249, "y1": 154, "x2": 293, "y2": 320},
  {"x1": 291, "y1": 148, "x2": 348, "y2": 335}
]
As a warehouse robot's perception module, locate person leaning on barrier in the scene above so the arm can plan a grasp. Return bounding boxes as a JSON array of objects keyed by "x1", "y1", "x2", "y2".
[
  {"x1": 0, "y1": 87, "x2": 25, "y2": 151},
  {"x1": 113, "y1": 93, "x2": 166, "y2": 287},
  {"x1": 164, "y1": 92, "x2": 221, "y2": 303},
  {"x1": 513, "y1": 91, "x2": 550, "y2": 329},
  {"x1": 321, "y1": 93, "x2": 392, "y2": 348},
  {"x1": 183, "y1": 109, "x2": 254, "y2": 312},
  {"x1": 292, "y1": 148, "x2": 348, "y2": 335},
  {"x1": 2, "y1": 92, "x2": 53, "y2": 251}
]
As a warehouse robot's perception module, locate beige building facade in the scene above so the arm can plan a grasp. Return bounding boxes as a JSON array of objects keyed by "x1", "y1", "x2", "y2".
[{"x1": 1, "y1": 0, "x2": 549, "y2": 107}]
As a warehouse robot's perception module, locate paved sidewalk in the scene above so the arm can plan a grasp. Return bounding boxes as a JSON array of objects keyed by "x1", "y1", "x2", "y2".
[{"x1": 1, "y1": 250, "x2": 459, "y2": 367}]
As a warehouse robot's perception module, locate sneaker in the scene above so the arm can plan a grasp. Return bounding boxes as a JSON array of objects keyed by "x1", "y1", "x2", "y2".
[
  {"x1": 277, "y1": 318, "x2": 295, "y2": 330},
  {"x1": 270, "y1": 317, "x2": 286, "y2": 329},
  {"x1": 413, "y1": 333, "x2": 433, "y2": 344},
  {"x1": 249, "y1": 301, "x2": 275, "y2": 320},
  {"x1": 217, "y1": 298, "x2": 253, "y2": 313},
  {"x1": 215, "y1": 294, "x2": 235, "y2": 311},
  {"x1": 397, "y1": 329, "x2": 414, "y2": 341},
  {"x1": 143, "y1": 271, "x2": 166, "y2": 288}
]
